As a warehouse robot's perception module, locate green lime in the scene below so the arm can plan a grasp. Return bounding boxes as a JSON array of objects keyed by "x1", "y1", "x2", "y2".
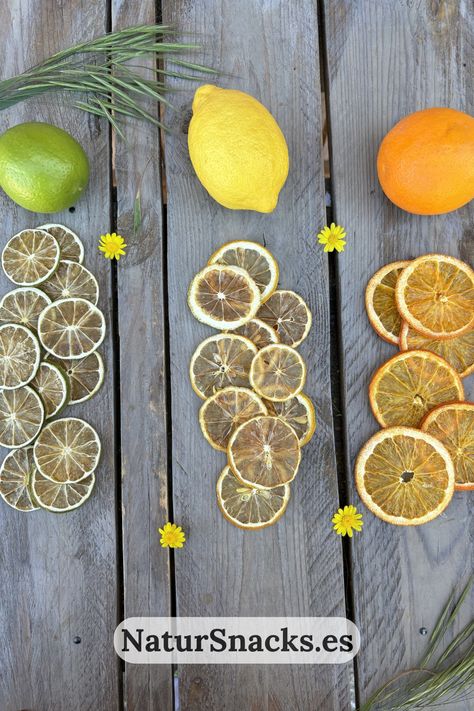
[{"x1": 0, "y1": 122, "x2": 89, "y2": 213}]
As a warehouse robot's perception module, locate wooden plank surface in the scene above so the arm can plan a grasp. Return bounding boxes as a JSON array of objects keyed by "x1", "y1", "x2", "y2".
[
  {"x1": 111, "y1": 1, "x2": 173, "y2": 709},
  {"x1": 162, "y1": 1, "x2": 353, "y2": 709},
  {"x1": 0, "y1": 2, "x2": 119, "y2": 709},
  {"x1": 323, "y1": 0, "x2": 473, "y2": 706}
]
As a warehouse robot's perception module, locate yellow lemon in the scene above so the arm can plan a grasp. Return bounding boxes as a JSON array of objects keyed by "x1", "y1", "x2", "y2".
[{"x1": 188, "y1": 85, "x2": 289, "y2": 213}]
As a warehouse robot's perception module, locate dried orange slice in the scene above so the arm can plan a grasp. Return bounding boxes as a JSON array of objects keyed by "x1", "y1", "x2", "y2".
[
  {"x1": 208, "y1": 240, "x2": 279, "y2": 303},
  {"x1": 216, "y1": 465, "x2": 290, "y2": 529},
  {"x1": 421, "y1": 403, "x2": 474, "y2": 491},
  {"x1": 399, "y1": 322, "x2": 474, "y2": 378},
  {"x1": 199, "y1": 386, "x2": 267, "y2": 451},
  {"x1": 355, "y1": 426, "x2": 455, "y2": 526},
  {"x1": 228, "y1": 415, "x2": 301, "y2": 490},
  {"x1": 188, "y1": 264, "x2": 260, "y2": 329},
  {"x1": 265, "y1": 393, "x2": 316, "y2": 446},
  {"x1": 365, "y1": 260, "x2": 411, "y2": 344},
  {"x1": 232, "y1": 317, "x2": 279, "y2": 349},
  {"x1": 257, "y1": 290, "x2": 311, "y2": 347},
  {"x1": 250, "y1": 344, "x2": 306, "y2": 402},
  {"x1": 395, "y1": 254, "x2": 474, "y2": 339},
  {"x1": 190, "y1": 334, "x2": 257, "y2": 400},
  {"x1": 369, "y1": 350, "x2": 464, "y2": 428}
]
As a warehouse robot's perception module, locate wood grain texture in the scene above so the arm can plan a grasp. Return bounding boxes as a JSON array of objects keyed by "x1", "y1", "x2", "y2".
[
  {"x1": 111, "y1": 1, "x2": 173, "y2": 709},
  {"x1": 0, "y1": 2, "x2": 119, "y2": 710},
  {"x1": 323, "y1": 0, "x2": 473, "y2": 706},
  {"x1": 162, "y1": 1, "x2": 353, "y2": 709}
]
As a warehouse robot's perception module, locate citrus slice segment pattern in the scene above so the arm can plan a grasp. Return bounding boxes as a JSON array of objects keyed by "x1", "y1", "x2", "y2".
[
  {"x1": 33, "y1": 417, "x2": 101, "y2": 483},
  {"x1": 257, "y1": 289, "x2": 312, "y2": 347},
  {"x1": 31, "y1": 362, "x2": 69, "y2": 418},
  {"x1": 231, "y1": 317, "x2": 279, "y2": 349},
  {"x1": 0, "y1": 323, "x2": 41, "y2": 389},
  {"x1": 190, "y1": 334, "x2": 257, "y2": 400},
  {"x1": 37, "y1": 223, "x2": 84, "y2": 263},
  {"x1": 216, "y1": 465, "x2": 290, "y2": 529},
  {"x1": 199, "y1": 386, "x2": 267, "y2": 451},
  {"x1": 265, "y1": 393, "x2": 316, "y2": 446},
  {"x1": 208, "y1": 240, "x2": 279, "y2": 303},
  {"x1": 399, "y1": 322, "x2": 474, "y2": 378},
  {"x1": 32, "y1": 469, "x2": 95, "y2": 513},
  {"x1": 0, "y1": 446, "x2": 39, "y2": 511},
  {"x1": 0, "y1": 287, "x2": 51, "y2": 331},
  {"x1": 38, "y1": 297, "x2": 106, "y2": 359},
  {"x1": 47, "y1": 351, "x2": 104, "y2": 404},
  {"x1": 365, "y1": 260, "x2": 411, "y2": 344},
  {"x1": 369, "y1": 350, "x2": 464, "y2": 428},
  {"x1": 250, "y1": 344, "x2": 306, "y2": 402},
  {"x1": 2, "y1": 229, "x2": 60, "y2": 286},
  {"x1": 0, "y1": 386, "x2": 44, "y2": 448},
  {"x1": 355, "y1": 426, "x2": 455, "y2": 526},
  {"x1": 41, "y1": 260, "x2": 99, "y2": 305}
]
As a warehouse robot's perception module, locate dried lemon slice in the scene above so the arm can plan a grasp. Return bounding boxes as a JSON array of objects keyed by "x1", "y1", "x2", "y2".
[
  {"x1": 37, "y1": 223, "x2": 84, "y2": 263},
  {"x1": 231, "y1": 317, "x2": 279, "y2": 349},
  {"x1": 0, "y1": 386, "x2": 44, "y2": 448},
  {"x1": 34, "y1": 417, "x2": 101, "y2": 483},
  {"x1": 399, "y1": 322, "x2": 474, "y2": 378},
  {"x1": 250, "y1": 344, "x2": 306, "y2": 402},
  {"x1": 47, "y1": 351, "x2": 104, "y2": 404},
  {"x1": 31, "y1": 469, "x2": 95, "y2": 513},
  {"x1": 216, "y1": 465, "x2": 290, "y2": 529},
  {"x1": 41, "y1": 260, "x2": 99, "y2": 305},
  {"x1": 0, "y1": 323, "x2": 41, "y2": 389},
  {"x1": 0, "y1": 287, "x2": 51, "y2": 331},
  {"x1": 199, "y1": 386, "x2": 267, "y2": 451},
  {"x1": 365, "y1": 260, "x2": 411, "y2": 344},
  {"x1": 38, "y1": 297, "x2": 105, "y2": 359},
  {"x1": 190, "y1": 334, "x2": 257, "y2": 400},
  {"x1": 228, "y1": 415, "x2": 301, "y2": 489},
  {"x1": 2, "y1": 229, "x2": 60, "y2": 286},
  {"x1": 208, "y1": 240, "x2": 279, "y2": 303},
  {"x1": 265, "y1": 393, "x2": 316, "y2": 446},
  {"x1": 257, "y1": 290, "x2": 311, "y2": 347},
  {"x1": 0, "y1": 446, "x2": 39, "y2": 511},
  {"x1": 31, "y1": 362, "x2": 69, "y2": 418},
  {"x1": 188, "y1": 264, "x2": 260, "y2": 329}
]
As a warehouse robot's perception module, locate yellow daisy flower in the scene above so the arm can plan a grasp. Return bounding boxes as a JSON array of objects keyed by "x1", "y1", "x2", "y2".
[
  {"x1": 98, "y1": 232, "x2": 127, "y2": 260},
  {"x1": 317, "y1": 223, "x2": 346, "y2": 253},
  {"x1": 158, "y1": 522, "x2": 186, "y2": 549},
  {"x1": 332, "y1": 505, "x2": 363, "y2": 538}
]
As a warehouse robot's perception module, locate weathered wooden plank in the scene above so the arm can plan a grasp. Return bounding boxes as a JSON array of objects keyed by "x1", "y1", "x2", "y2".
[
  {"x1": 111, "y1": 2, "x2": 173, "y2": 709},
  {"x1": 323, "y1": 0, "x2": 473, "y2": 706},
  {"x1": 162, "y1": 1, "x2": 353, "y2": 708},
  {"x1": 0, "y1": 2, "x2": 119, "y2": 709}
]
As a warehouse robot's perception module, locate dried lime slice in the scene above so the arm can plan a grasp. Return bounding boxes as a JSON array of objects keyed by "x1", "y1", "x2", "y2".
[
  {"x1": 31, "y1": 362, "x2": 69, "y2": 418},
  {"x1": 47, "y1": 351, "x2": 104, "y2": 405},
  {"x1": 37, "y1": 224, "x2": 84, "y2": 264},
  {"x1": 41, "y1": 260, "x2": 99, "y2": 305},
  {"x1": 0, "y1": 446, "x2": 40, "y2": 511},
  {"x1": 38, "y1": 297, "x2": 106, "y2": 359},
  {"x1": 2, "y1": 229, "x2": 60, "y2": 286},
  {"x1": 0, "y1": 287, "x2": 51, "y2": 331},
  {"x1": 0, "y1": 323, "x2": 41, "y2": 389},
  {"x1": 0, "y1": 386, "x2": 44, "y2": 448},
  {"x1": 31, "y1": 469, "x2": 95, "y2": 513},
  {"x1": 34, "y1": 417, "x2": 101, "y2": 483}
]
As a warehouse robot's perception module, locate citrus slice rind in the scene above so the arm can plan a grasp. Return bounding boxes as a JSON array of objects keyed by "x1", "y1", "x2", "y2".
[
  {"x1": 365, "y1": 260, "x2": 411, "y2": 344},
  {"x1": 0, "y1": 386, "x2": 44, "y2": 449},
  {"x1": 355, "y1": 426, "x2": 455, "y2": 526},
  {"x1": 31, "y1": 362, "x2": 69, "y2": 419},
  {"x1": 188, "y1": 264, "x2": 261, "y2": 329},
  {"x1": 0, "y1": 323, "x2": 41, "y2": 389},
  {"x1": 265, "y1": 393, "x2": 316, "y2": 446},
  {"x1": 256, "y1": 289, "x2": 312, "y2": 347},
  {"x1": 421, "y1": 403, "x2": 474, "y2": 491},
  {"x1": 38, "y1": 297, "x2": 106, "y2": 360},
  {"x1": 0, "y1": 287, "x2": 51, "y2": 331},
  {"x1": 190, "y1": 334, "x2": 257, "y2": 400},
  {"x1": 216, "y1": 465, "x2": 290, "y2": 529},
  {"x1": 249, "y1": 343, "x2": 306, "y2": 402},
  {"x1": 2, "y1": 229, "x2": 60, "y2": 286},
  {"x1": 369, "y1": 350, "x2": 464, "y2": 428},
  {"x1": 399, "y1": 322, "x2": 474, "y2": 378},
  {"x1": 231, "y1": 317, "x2": 280, "y2": 349},
  {"x1": 41, "y1": 260, "x2": 99, "y2": 305},
  {"x1": 199, "y1": 386, "x2": 267, "y2": 451},
  {"x1": 37, "y1": 224, "x2": 84, "y2": 264},
  {"x1": 228, "y1": 415, "x2": 301, "y2": 490},
  {"x1": 47, "y1": 351, "x2": 105, "y2": 405},
  {"x1": 33, "y1": 417, "x2": 101, "y2": 483},
  {"x1": 208, "y1": 240, "x2": 279, "y2": 303},
  {"x1": 31, "y1": 469, "x2": 95, "y2": 513},
  {"x1": 395, "y1": 254, "x2": 474, "y2": 340},
  {"x1": 0, "y1": 446, "x2": 40, "y2": 511}
]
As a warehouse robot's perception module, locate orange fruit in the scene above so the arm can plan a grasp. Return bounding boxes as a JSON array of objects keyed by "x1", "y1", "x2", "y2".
[
  {"x1": 377, "y1": 108, "x2": 474, "y2": 215},
  {"x1": 421, "y1": 403, "x2": 474, "y2": 491},
  {"x1": 395, "y1": 254, "x2": 474, "y2": 340},
  {"x1": 355, "y1": 427, "x2": 455, "y2": 526},
  {"x1": 365, "y1": 260, "x2": 411, "y2": 344},
  {"x1": 369, "y1": 350, "x2": 464, "y2": 428},
  {"x1": 399, "y1": 322, "x2": 474, "y2": 378}
]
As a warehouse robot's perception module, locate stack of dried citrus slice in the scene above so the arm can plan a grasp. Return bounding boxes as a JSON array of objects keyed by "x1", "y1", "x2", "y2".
[
  {"x1": 358, "y1": 254, "x2": 474, "y2": 526},
  {"x1": 188, "y1": 240, "x2": 315, "y2": 530},
  {"x1": 0, "y1": 225, "x2": 105, "y2": 514}
]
